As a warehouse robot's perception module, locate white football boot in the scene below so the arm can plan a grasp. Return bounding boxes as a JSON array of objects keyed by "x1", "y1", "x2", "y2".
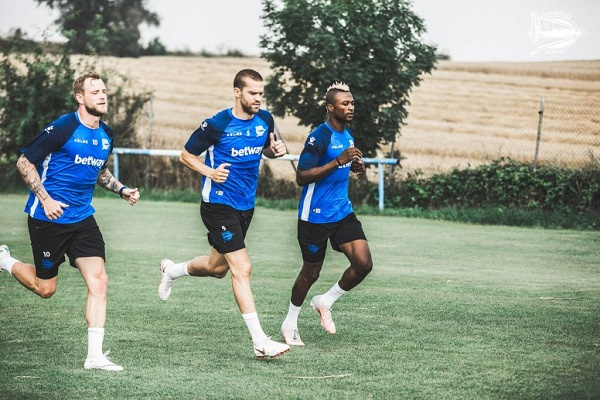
[
  {"x1": 84, "y1": 351, "x2": 123, "y2": 371},
  {"x1": 158, "y1": 259, "x2": 175, "y2": 300},
  {"x1": 253, "y1": 338, "x2": 290, "y2": 360},
  {"x1": 310, "y1": 295, "x2": 336, "y2": 334}
]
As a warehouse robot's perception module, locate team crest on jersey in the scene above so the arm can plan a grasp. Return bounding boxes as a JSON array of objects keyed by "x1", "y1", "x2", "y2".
[
  {"x1": 45, "y1": 126, "x2": 54, "y2": 134},
  {"x1": 308, "y1": 136, "x2": 316, "y2": 146},
  {"x1": 102, "y1": 138, "x2": 110, "y2": 150},
  {"x1": 201, "y1": 121, "x2": 208, "y2": 130},
  {"x1": 255, "y1": 126, "x2": 266, "y2": 137}
]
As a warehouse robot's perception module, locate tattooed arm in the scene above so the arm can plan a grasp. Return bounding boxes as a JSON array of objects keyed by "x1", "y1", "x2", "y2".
[
  {"x1": 16, "y1": 154, "x2": 69, "y2": 220},
  {"x1": 96, "y1": 168, "x2": 140, "y2": 206}
]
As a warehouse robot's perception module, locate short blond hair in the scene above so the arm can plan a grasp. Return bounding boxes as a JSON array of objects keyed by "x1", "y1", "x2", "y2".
[{"x1": 72, "y1": 71, "x2": 101, "y2": 99}]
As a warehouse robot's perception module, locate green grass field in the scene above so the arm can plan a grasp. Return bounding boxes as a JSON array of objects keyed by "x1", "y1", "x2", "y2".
[{"x1": 1, "y1": 194, "x2": 599, "y2": 399}]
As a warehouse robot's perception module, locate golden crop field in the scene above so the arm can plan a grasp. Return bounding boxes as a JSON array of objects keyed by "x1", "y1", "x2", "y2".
[{"x1": 101, "y1": 56, "x2": 600, "y2": 176}]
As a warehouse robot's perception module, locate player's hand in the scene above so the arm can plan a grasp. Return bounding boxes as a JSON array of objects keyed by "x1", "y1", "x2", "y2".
[
  {"x1": 122, "y1": 187, "x2": 140, "y2": 206},
  {"x1": 337, "y1": 147, "x2": 363, "y2": 165},
  {"x1": 41, "y1": 197, "x2": 69, "y2": 220},
  {"x1": 211, "y1": 163, "x2": 231, "y2": 183},
  {"x1": 269, "y1": 132, "x2": 287, "y2": 157},
  {"x1": 350, "y1": 158, "x2": 365, "y2": 174}
]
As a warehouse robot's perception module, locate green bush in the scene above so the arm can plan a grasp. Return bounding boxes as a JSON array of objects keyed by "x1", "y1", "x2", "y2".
[
  {"x1": 384, "y1": 158, "x2": 600, "y2": 213},
  {"x1": 253, "y1": 158, "x2": 600, "y2": 229},
  {"x1": 0, "y1": 41, "x2": 75, "y2": 184}
]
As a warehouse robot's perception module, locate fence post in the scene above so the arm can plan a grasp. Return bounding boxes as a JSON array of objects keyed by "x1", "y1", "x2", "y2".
[
  {"x1": 378, "y1": 163, "x2": 385, "y2": 211},
  {"x1": 145, "y1": 94, "x2": 154, "y2": 188},
  {"x1": 534, "y1": 97, "x2": 545, "y2": 167},
  {"x1": 113, "y1": 152, "x2": 120, "y2": 182}
]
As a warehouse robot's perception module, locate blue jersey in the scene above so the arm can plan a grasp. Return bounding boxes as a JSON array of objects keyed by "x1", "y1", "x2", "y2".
[
  {"x1": 184, "y1": 108, "x2": 274, "y2": 211},
  {"x1": 297, "y1": 122, "x2": 354, "y2": 223},
  {"x1": 20, "y1": 112, "x2": 114, "y2": 224}
]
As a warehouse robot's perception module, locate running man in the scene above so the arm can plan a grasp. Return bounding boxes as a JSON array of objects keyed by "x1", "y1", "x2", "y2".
[
  {"x1": 280, "y1": 82, "x2": 373, "y2": 346},
  {"x1": 158, "y1": 69, "x2": 290, "y2": 359},
  {"x1": 0, "y1": 71, "x2": 140, "y2": 370}
]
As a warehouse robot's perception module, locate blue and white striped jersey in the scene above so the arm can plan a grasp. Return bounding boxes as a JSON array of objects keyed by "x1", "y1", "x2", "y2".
[
  {"x1": 20, "y1": 112, "x2": 114, "y2": 224},
  {"x1": 297, "y1": 122, "x2": 354, "y2": 223},
  {"x1": 184, "y1": 108, "x2": 274, "y2": 211}
]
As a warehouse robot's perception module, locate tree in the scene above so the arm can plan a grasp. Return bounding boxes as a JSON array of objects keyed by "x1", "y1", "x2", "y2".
[
  {"x1": 0, "y1": 40, "x2": 74, "y2": 184},
  {"x1": 0, "y1": 37, "x2": 152, "y2": 186},
  {"x1": 143, "y1": 37, "x2": 168, "y2": 56},
  {"x1": 260, "y1": 0, "x2": 437, "y2": 156},
  {"x1": 36, "y1": 0, "x2": 160, "y2": 57}
]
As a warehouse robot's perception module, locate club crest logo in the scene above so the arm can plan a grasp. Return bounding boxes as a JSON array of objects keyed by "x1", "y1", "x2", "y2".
[
  {"x1": 529, "y1": 12, "x2": 588, "y2": 57},
  {"x1": 221, "y1": 225, "x2": 234, "y2": 242},
  {"x1": 255, "y1": 126, "x2": 266, "y2": 137},
  {"x1": 102, "y1": 138, "x2": 110, "y2": 150}
]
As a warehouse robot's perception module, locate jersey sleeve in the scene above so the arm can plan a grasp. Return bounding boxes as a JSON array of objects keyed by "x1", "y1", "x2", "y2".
[
  {"x1": 100, "y1": 121, "x2": 114, "y2": 170},
  {"x1": 184, "y1": 120, "x2": 222, "y2": 156},
  {"x1": 257, "y1": 109, "x2": 275, "y2": 148},
  {"x1": 297, "y1": 130, "x2": 328, "y2": 170},
  {"x1": 20, "y1": 113, "x2": 78, "y2": 165}
]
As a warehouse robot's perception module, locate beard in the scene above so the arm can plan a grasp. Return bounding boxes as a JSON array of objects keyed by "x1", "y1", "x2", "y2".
[
  {"x1": 240, "y1": 97, "x2": 259, "y2": 115},
  {"x1": 85, "y1": 104, "x2": 106, "y2": 117}
]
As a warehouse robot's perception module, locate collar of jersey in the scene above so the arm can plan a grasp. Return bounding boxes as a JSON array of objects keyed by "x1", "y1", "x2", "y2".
[
  {"x1": 325, "y1": 122, "x2": 345, "y2": 134},
  {"x1": 229, "y1": 108, "x2": 257, "y2": 122}
]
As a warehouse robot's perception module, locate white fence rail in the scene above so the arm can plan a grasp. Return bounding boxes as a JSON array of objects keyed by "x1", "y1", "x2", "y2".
[{"x1": 112, "y1": 148, "x2": 398, "y2": 210}]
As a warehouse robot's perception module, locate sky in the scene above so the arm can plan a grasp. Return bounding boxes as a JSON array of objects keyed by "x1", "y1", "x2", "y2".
[{"x1": 0, "y1": 0, "x2": 598, "y2": 62}]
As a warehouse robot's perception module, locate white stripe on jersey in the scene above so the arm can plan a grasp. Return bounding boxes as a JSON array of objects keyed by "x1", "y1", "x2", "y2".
[
  {"x1": 29, "y1": 153, "x2": 52, "y2": 217},
  {"x1": 202, "y1": 145, "x2": 215, "y2": 203},
  {"x1": 300, "y1": 182, "x2": 315, "y2": 221}
]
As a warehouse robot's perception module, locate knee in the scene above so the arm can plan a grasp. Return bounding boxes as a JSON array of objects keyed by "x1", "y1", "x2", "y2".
[
  {"x1": 354, "y1": 257, "x2": 373, "y2": 277},
  {"x1": 35, "y1": 278, "x2": 57, "y2": 299},
  {"x1": 210, "y1": 262, "x2": 230, "y2": 279},
  {"x1": 300, "y1": 262, "x2": 323, "y2": 283},
  {"x1": 88, "y1": 273, "x2": 109, "y2": 297},
  {"x1": 304, "y1": 269, "x2": 320, "y2": 283},
  {"x1": 37, "y1": 287, "x2": 57, "y2": 299},
  {"x1": 213, "y1": 267, "x2": 229, "y2": 279},
  {"x1": 231, "y1": 262, "x2": 252, "y2": 280}
]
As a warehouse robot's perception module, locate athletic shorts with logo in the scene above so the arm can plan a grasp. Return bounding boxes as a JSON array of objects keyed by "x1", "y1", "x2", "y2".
[
  {"x1": 27, "y1": 215, "x2": 105, "y2": 279},
  {"x1": 297, "y1": 212, "x2": 367, "y2": 263},
  {"x1": 200, "y1": 202, "x2": 254, "y2": 254}
]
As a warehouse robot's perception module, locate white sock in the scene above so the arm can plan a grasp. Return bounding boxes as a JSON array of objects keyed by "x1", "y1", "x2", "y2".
[
  {"x1": 0, "y1": 256, "x2": 18, "y2": 274},
  {"x1": 282, "y1": 302, "x2": 302, "y2": 328},
  {"x1": 321, "y1": 282, "x2": 347, "y2": 309},
  {"x1": 87, "y1": 328, "x2": 105, "y2": 358},
  {"x1": 242, "y1": 312, "x2": 268, "y2": 344},
  {"x1": 168, "y1": 261, "x2": 189, "y2": 279}
]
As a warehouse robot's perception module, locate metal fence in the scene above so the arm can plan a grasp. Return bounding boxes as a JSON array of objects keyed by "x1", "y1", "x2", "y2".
[
  {"x1": 395, "y1": 89, "x2": 600, "y2": 175},
  {"x1": 112, "y1": 148, "x2": 397, "y2": 210}
]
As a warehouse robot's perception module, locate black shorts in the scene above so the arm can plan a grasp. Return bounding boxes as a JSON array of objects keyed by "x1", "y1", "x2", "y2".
[
  {"x1": 27, "y1": 215, "x2": 105, "y2": 280},
  {"x1": 200, "y1": 202, "x2": 254, "y2": 254},
  {"x1": 297, "y1": 212, "x2": 367, "y2": 263}
]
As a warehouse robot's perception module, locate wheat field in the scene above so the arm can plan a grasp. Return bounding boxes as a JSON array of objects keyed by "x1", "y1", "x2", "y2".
[{"x1": 98, "y1": 56, "x2": 600, "y2": 176}]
